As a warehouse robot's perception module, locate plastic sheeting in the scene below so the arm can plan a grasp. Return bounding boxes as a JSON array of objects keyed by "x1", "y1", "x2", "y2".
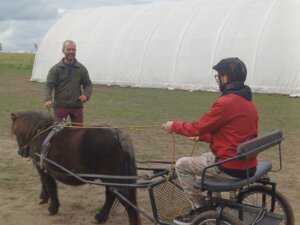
[{"x1": 31, "y1": 0, "x2": 300, "y2": 97}]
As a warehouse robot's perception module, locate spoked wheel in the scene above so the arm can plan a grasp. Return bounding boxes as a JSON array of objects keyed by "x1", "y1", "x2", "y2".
[
  {"x1": 191, "y1": 210, "x2": 245, "y2": 225},
  {"x1": 237, "y1": 185, "x2": 295, "y2": 225}
]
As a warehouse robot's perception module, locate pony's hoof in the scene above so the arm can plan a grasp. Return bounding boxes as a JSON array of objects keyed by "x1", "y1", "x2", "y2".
[
  {"x1": 48, "y1": 205, "x2": 59, "y2": 215},
  {"x1": 94, "y1": 213, "x2": 108, "y2": 224},
  {"x1": 39, "y1": 199, "x2": 48, "y2": 204}
]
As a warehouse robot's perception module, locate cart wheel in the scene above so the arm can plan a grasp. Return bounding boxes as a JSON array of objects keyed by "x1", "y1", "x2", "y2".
[
  {"x1": 237, "y1": 185, "x2": 295, "y2": 225},
  {"x1": 191, "y1": 210, "x2": 245, "y2": 225}
]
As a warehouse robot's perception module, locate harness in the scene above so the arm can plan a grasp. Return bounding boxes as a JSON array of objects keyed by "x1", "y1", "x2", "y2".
[{"x1": 38, "y1": 121, "x2": 67, "y2": 169}]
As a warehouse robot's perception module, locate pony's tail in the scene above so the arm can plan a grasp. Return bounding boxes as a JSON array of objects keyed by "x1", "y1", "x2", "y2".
[
  {"x1": 116, "y1": 130, "x2": 137, "y2": 182},
  {"x1": 115, "y1": 130, "x2": 141, "y2": 225}
]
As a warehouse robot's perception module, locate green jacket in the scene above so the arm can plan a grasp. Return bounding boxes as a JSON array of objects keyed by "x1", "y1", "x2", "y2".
[{"x1": 44, "y1": 58, "x2": 92, "y2": 108}]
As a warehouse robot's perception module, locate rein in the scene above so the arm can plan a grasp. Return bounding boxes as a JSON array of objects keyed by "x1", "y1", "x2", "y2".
[
  {"x1": 65, "y1": 123, "x2": 167, "y2": 134},
  {"x1": 20, "y1": 125, "x2": 57, "y2": 151},
  {"x1": 62, "y1": 123, "x2": 199, "y2": 170},
  {"x1": 24, "y1": 120, "x2": 199, "y2": 179}
]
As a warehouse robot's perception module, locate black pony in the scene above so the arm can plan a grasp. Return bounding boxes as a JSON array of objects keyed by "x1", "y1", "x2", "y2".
[{"x1": 11, "y1": 111, "x2": 140, "y2": 225}]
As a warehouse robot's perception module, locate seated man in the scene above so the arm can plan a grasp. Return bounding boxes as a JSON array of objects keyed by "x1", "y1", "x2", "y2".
[{"x1": 162, "y1": 57, "x2": 258, "y2": 225}]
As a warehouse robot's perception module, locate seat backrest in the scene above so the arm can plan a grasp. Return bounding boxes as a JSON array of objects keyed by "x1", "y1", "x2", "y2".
[{"x1": 237, "y1": 130, "x2": 283, "y2": 158}]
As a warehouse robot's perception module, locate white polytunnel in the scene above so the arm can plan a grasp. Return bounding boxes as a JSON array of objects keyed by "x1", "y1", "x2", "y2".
[{"x1": 31, "y1": 0, "x2": 300, "y2": 97}]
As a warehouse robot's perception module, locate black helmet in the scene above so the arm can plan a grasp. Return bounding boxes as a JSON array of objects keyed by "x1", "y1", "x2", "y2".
[{"x1": 213, "y1": 57, "x2": 247, "y2": 82}]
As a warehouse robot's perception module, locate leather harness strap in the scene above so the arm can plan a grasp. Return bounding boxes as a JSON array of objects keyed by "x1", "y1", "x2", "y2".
[{"x1": 39, "y1": 122, "x2": 67, "y2": 169}]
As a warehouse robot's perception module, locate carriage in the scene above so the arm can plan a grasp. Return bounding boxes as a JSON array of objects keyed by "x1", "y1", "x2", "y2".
[{"x1": 11, "y1": 111, "x2": 295, "y2": 225}]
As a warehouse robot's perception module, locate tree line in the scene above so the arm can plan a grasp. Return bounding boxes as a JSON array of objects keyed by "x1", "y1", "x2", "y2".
[{"x1": 0, "y1": 43, "x2": 38, "y2": 52}]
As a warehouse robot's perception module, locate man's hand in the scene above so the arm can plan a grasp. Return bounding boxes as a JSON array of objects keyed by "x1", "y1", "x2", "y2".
[
  {"x1": 44, "y1": 100, "x2": 53, "y2": 109},
  {"x1": 79, "y1": 95, "x2": 88, "y2": 103},
  {"x1": 161, "y1": 121, "x2": 174, "y2": 133},
  {"x1": 188, "y1": 136, "x2": 200, "y2": 141}
]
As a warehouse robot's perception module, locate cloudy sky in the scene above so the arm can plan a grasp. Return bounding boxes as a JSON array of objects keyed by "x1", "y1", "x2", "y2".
[{"x1": 0, "y1": 0, "x2": 178, "y2": 52}]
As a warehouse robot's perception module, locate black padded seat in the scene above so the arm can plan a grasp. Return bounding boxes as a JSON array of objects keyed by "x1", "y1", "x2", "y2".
[{"x1": 194, "y1": 162, "x2": 272, "y2": 192}]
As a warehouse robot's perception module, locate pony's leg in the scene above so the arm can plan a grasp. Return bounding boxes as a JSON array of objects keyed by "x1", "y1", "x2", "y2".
[
  {"x1": 94, "y1": 187, "x2": 116, "y2": 223},
  {"x1": 36, "y1": 167, "x2": 60, "y2": 214},
  {"x1": 39, "y1": 181, "x2": 49, "y2": 204},
  {"x1": 117, "y1": 188, "x2": 141, "y2": 225}
]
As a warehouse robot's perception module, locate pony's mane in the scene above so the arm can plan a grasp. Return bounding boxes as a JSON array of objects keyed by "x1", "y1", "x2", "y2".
[{"x1": 11, "y1": 111, "x2": 54, "y2": 141}]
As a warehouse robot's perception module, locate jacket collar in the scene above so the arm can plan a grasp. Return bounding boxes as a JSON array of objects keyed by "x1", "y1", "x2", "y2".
[
  {"x1": 58, "y1": 58, "x2": 79, "y2": 68},
  {"x1": 221, "y1": 82, "x2": 252, "y2": 101}
]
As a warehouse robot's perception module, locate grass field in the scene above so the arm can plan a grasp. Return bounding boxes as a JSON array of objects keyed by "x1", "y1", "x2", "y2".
[{"x1": 0, "y1": 52, "x2": 299, "y2": 225}]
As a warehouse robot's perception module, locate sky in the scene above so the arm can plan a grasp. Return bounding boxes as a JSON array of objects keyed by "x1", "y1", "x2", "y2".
[{"x1": 0, "y1": 0, "x2": 179, "y2": 52}]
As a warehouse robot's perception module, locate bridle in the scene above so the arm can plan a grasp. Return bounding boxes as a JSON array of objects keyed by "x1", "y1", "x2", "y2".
[{"x1": 17, "y1": 125, "x2": 56, "y2": 158}]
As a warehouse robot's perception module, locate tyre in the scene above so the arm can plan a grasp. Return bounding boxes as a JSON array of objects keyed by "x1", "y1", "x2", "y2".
[
  {"x1": 191, "y1": 210, "x2": 245, "y2": 225},
  {"x1": 237, "y1": 185, "x2": 295, "y2": 225}
]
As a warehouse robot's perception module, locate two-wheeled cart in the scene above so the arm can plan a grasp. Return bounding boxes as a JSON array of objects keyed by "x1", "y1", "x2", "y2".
[{"x1": 38, "y1": 130, "x2": 294, "y2": 225}]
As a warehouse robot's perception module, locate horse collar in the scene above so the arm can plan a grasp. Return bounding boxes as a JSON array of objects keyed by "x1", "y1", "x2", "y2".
[{"x1": 38, "y1": 123, "x2": 67, "y2": 169}]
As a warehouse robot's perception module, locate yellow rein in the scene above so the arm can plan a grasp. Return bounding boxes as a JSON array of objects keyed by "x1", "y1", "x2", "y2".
[
  {"x1": 21, "y1": 125, "x2": 57, "y2": 149},
  {"x1": 23, "y1": 122, "x2": 198, "y2": 172}
]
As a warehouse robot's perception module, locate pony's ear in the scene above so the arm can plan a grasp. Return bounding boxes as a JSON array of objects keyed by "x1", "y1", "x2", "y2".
[{"x1": 11, "y1": 113, "x2": 17, "y2": 121}]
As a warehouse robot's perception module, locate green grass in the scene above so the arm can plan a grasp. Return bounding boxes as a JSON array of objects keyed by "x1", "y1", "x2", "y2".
[
  {"x1": 86, "y1": 86, "x2": 218, "y2": 124},
  {"x1": 0, "y1": 52, "x2": 34, "y2": 76},
  {"x1": 254, "y1": 94, "x2": 300, "y2": 132}
]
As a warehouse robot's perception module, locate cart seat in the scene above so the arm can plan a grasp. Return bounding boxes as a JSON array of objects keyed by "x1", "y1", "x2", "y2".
[
  {"x1": 194, "y1": 161, "x2": 272, "y2": 192},
  {"x1": 193, "y1": 130, "x2": 282, "y2": 192}
]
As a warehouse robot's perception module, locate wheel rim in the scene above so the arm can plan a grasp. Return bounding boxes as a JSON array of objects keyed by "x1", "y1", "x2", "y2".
[
  {"x1": 242, "y1": 191, "x2": 287, "y2": 225},
  {"x1": 197, "y1": 219, "x2": 232, "y2": 225}
]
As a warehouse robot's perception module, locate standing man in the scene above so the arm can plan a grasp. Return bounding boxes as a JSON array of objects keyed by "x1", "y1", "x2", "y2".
[
  {"x1": 162, "y1": 57, "x2": 258, "y2": 225},
  {"x1": 44, "y1": 40, "x2": 92, "y2": 125}
]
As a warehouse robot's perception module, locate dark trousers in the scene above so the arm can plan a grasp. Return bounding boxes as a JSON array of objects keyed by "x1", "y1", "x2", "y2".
[{"x1": 54, "y1": 107, "x2": 83, "y2": 125}]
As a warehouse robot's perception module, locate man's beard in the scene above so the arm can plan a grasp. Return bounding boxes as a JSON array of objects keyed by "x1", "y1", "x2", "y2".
[
  {"x1": 219, "y1": 83, "x2": 226, "y2": 92},
  {"x1": 66, "y1": 54, "x2": 75, "y2": 62}
]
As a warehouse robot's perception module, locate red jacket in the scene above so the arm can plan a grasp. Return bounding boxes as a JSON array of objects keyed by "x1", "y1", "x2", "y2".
[{"x1": 172, "y1": 94, "x2": 258, "y2": 170}]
